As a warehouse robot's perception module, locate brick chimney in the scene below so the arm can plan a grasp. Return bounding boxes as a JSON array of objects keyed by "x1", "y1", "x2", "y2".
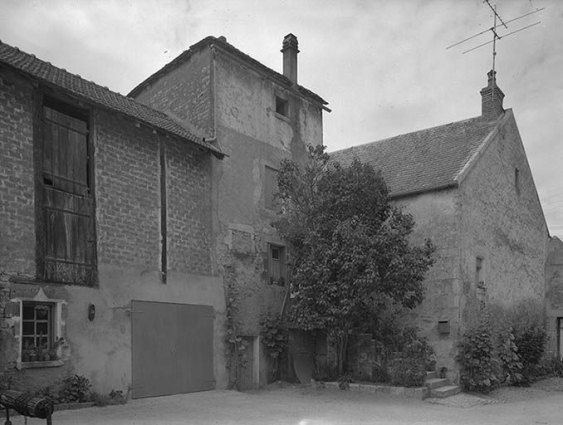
[
  {"x1": 281, "y1": 34, "x2": 299, "y2": 84},
  {"x1": 480, "y1": 70, "x2": 505, "y2": 120}
]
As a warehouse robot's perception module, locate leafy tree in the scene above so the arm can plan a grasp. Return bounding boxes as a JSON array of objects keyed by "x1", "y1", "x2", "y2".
[{"x1": 274, "y1": 145, "x2": 435, "y2": 374}]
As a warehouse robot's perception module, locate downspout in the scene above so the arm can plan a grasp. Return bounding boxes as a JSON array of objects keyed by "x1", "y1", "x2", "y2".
[{"x1": 206, "y1": 43, "x2": 219, "y2": 144}]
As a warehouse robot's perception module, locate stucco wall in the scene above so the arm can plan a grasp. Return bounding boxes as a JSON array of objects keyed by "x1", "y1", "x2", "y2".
[
  {"x1": 214, "y1": 51, "x2": 323, "y2": 157},
  {"x1": 212, "y1": 47, "x2": 324, "y2": 386},
  {"x1": 0, "y1": 71, "x2": 227, "y2": 393},
  {"x1": 393, "y1": 188, "x2": 462, "y2": 374},
  {"x1": 458, "y1": 111, "x2": 547, "y2": 327},
  {"x1": 546, "y1": 236, "x2": 563, "y2": 357}
]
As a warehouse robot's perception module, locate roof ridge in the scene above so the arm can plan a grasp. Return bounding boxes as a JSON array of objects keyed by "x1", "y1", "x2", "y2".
[
  {"x1": 330, "y1": 114, "x2": 498, "y2": 197},
  {"x1": 332, "y1": 115, "x2": 485, "y2": 154}
]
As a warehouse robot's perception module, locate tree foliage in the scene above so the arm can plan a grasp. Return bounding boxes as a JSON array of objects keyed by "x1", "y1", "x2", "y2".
[{"x1": 274, "y1": 145, "x2": 435, "y2": 374}]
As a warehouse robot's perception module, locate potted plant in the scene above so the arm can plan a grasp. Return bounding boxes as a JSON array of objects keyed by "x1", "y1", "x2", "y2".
[
  {"x1": 29, "y1": 345, "x2": 37, "y2": 362},
  {"x1": 37, "y1": 343, "x2": 44, "y2": 360},
  {"x1": 42, "y1": 343, "x2": 51, "y2": 361}
]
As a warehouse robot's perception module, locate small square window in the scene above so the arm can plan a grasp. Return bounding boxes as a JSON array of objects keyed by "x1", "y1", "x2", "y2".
[
  {"x1": 21, "y1": 302, "x2": 55, "y2": 362},
  {"x1": 275, "y1": 96, "x2": 289, "y2": 117},
  {"x1": 268, "y1": 244, "x2": 286, "y2": 286}
]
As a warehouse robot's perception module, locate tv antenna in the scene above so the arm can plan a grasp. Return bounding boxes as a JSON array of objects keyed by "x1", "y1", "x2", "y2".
[{"x1": 447, "y1": 1, "x2": 544, "y2": 83}]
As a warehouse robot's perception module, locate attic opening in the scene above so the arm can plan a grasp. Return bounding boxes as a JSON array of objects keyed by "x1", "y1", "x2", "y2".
[{"x1": 275, "y1": 96, "x2": 289, "y2": 117}]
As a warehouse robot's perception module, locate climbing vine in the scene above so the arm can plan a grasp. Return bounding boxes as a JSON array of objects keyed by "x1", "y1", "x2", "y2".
[
  {"x1": 259, "y1": 313, "x2": 288, "y2": 381},
  {"x1": 225, "y1": 281, "x2": 249, "y2": 390}
]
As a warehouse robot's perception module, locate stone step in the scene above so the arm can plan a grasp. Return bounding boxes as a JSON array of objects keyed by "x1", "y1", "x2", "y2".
[
  {"x1": 425, "y1": 371, "x2": 438, "y2": 380},
  {"x1": 430, "y1": 385, "x2": 462, "y2": 398},
  {"x1": 425, "y1": 378, "x2": 449, "y2": 390}
]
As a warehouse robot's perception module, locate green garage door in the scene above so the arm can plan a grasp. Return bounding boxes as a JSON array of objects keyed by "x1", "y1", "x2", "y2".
[{"x1": 131, "y1": 301, "x2": 215, "y2": 398}]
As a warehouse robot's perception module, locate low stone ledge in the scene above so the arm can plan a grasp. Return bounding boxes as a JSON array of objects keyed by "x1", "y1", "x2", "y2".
[{"x1": 311, "y1": 380, "x2": 429, "y2": 400}]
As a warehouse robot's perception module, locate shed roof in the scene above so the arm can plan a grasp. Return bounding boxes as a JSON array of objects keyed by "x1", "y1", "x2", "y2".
[
  {"x1": 331, "y1": 116, "x2": 500, "y2": 197},
  {"x1": 0, "y1": 40, "x2": 224, "y2": 158}
]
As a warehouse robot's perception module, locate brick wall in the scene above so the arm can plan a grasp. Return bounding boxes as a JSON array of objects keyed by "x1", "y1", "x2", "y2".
[
  {"x1": 95, "y1": 109, "x2": 213, "y2": 275},
  {"x1": 133, "y1": 48, "x2": 213, "y2": 137},
  {"x1": 0, "y1": 69, "x2": 36, "y2": 279},
  {"x1": 95, "y1": 110, "x2": 161, "y2": 269},
  {"x1": 0, "y1": 68, "x2": 217, "y2": 392},
  {"x1": 166, "y1": 138, "x2": 213, "y2": 275}
]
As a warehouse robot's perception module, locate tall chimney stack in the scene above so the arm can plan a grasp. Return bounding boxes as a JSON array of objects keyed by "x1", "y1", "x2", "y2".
[
  {"x1": 281, "y1": 34, "x2": 299, "y2": 85},
  {"x1": 480, "y1": 70, "x2": 505, "y2": 120}
]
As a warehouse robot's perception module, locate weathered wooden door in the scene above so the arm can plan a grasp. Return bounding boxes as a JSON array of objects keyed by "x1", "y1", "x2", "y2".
[
  {"x1": 41, "y1": 102, "x2": 96, "y2": 285},
  {"x1": 131, "y1": 301, "x2": 215, "y2": 398}
]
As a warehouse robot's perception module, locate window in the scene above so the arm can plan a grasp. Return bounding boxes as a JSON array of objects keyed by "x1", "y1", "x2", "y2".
[
  {"x1": 21, "y1": 302, "x2": 54, "y2": 362},
  {"x1": 39, "y1": 97, "x2": 96, "y2": 285},
  {"x1": 275, "y1": 96, "x2": 289, "y2": 117},
  {"x1": 515, "y1": 168, "x2": 520, "y2": 195},
  {"x1": 265, "y1": 166, "x2": 279, "y2": 210},
  {"x1": 268, "y1": 244, "x2": 286, "y2": 285},
  {"x1": 475, "y1": 257, "x2": 486, "y2": 310},
  {"x1": 475, "y1": 257, "x2": 484, "y2": 285}
]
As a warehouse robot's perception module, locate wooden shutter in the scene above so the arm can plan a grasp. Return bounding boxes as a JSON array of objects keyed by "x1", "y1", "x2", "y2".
[{"x1": 42, "y1": 105, "x2": 95, "y2": 285}]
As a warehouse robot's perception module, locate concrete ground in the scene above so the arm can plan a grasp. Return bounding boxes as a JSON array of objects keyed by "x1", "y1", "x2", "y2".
[{"x1": 13, "y1": 378, "x2": 563, "y2": 425}]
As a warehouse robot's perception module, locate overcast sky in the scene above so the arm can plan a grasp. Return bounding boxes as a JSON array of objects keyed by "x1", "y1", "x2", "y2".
[{"x1": 2, "y1": 0, "x2": 562, "y2": 237}]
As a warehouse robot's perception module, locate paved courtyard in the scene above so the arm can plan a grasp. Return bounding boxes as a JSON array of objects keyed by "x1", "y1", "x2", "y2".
[{"x1": 12, "y1": 379, "x2": 563, "y2": 425}]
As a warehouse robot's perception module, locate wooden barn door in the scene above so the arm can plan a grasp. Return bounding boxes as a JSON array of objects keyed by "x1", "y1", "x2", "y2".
[
  {"x1": 41, "y1": 101, "x2": 96, "y2": 285},
  {"x1": 131, "y1": 301, "x2": 215, "y2": 398}
]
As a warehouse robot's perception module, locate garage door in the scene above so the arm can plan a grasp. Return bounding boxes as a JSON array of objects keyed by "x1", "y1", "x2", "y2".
[{"x1": 131, "y1": 301, "x2": 215, "y2": 398}]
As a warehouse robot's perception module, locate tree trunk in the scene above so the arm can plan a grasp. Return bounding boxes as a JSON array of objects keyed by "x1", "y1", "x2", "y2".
[{"x1": 336, "y1": 333, "x2": 349, "y2": 376}]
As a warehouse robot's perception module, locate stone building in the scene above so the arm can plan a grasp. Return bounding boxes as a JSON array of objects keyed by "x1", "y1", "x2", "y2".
[
  {"x1": 332, "y1": 71, "x2": 549, "y2": 381},
  {"x1": 546, "y1": 236, "x2": 563, "y2": 359},
  {"x1": 129, "y1": 35, "x2": 328, "y2": 389},
  {"x1": 0, "y1": 40, "x2": 227, "y2": 398}
]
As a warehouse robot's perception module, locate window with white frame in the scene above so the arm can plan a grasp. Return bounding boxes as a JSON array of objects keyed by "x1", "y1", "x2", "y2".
[{"x1": 21, "y1": 301, "x2": 54, "y2": 362}]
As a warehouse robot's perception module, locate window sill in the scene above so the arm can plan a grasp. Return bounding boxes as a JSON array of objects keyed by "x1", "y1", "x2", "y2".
[
  {"x1": 20, "y1": 360, "x2": 64, "y2": 369},
  {"x1": 272, "y1": 111, "x2": 291, "y2": 123}
]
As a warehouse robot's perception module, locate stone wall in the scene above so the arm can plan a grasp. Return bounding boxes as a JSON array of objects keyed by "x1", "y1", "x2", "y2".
[
  {"x1": 458, "y1": 111, "x2": 547, "y2": 326},
  {"x1": 546, "y1": 236, "x2": 563, "y2": 357},
  {"x1": 392, "y1": 188, "x2": 461, "y2": 375}
]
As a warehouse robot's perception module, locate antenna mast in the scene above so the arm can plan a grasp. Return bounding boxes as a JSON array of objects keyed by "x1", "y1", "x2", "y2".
[{"x1": 446, "y1": 2, "x2": 544, "y2": 83}]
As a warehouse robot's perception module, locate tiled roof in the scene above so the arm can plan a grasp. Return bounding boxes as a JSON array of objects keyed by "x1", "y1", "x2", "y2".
[
  {"x1": 0, "y1": 40, "x2": 224, "y2": 158},
  {"x1": 331, "y1": 116, "x2": 499, "y2": 197},
  {"x1": 128, "y1": 36, "x2": 328, "y2": 107}
]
